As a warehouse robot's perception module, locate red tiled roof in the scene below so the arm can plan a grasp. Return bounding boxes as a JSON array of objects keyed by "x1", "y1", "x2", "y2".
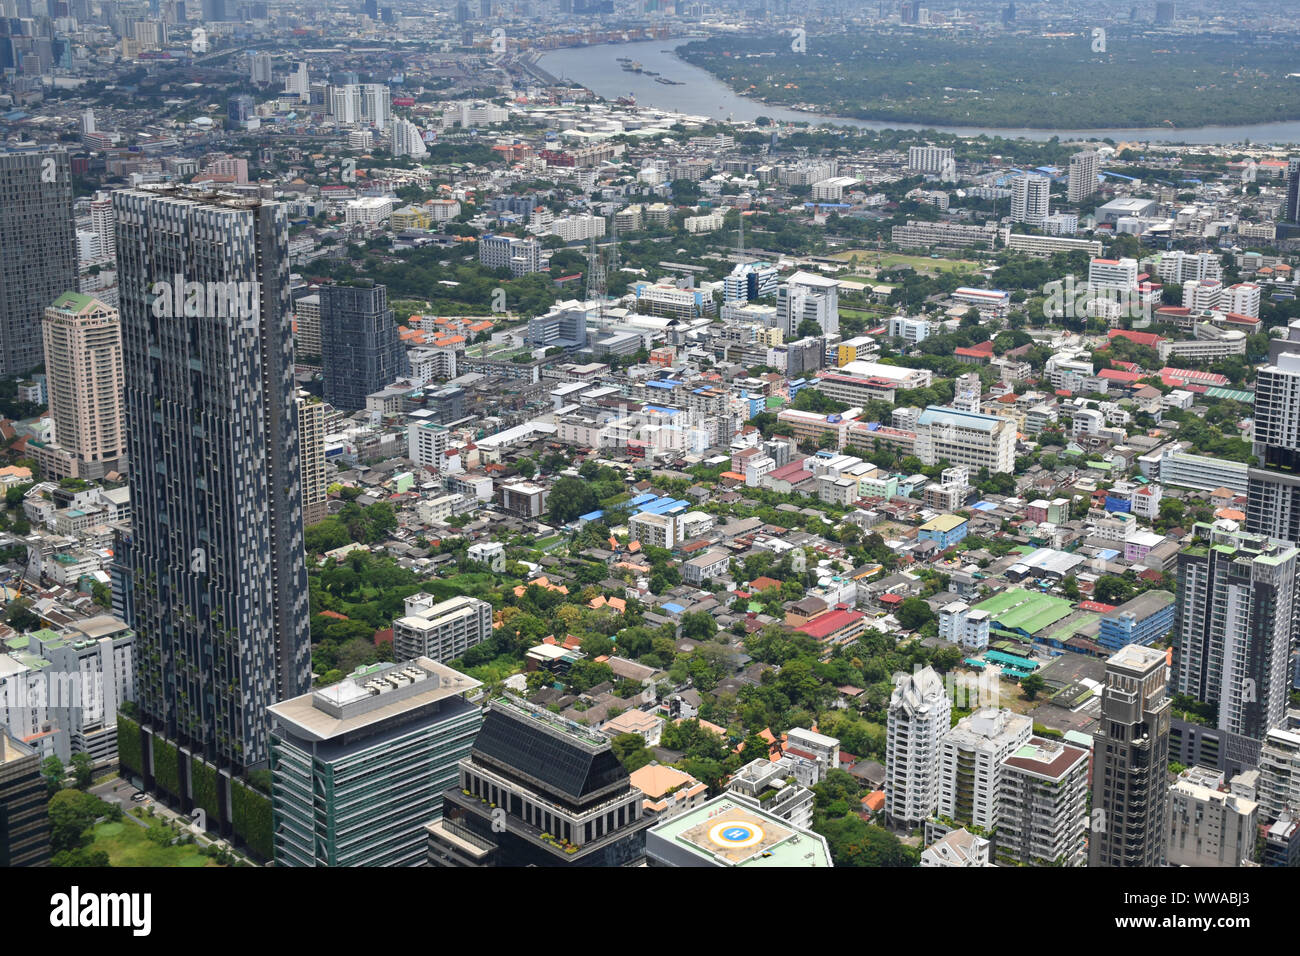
[{"x1": 797, "y1": 607, "x2": 865, "y2": 640}]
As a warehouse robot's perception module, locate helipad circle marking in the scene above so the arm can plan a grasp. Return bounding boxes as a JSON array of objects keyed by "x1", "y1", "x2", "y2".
[{"x1": 709, "y1": 820, "x2": 764, "y2": 848}]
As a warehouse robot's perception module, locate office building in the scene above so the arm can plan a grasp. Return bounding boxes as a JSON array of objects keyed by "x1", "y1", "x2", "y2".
[
  {"x1": 723, "y1": 261, "x2": 779, "y2": 303},
  {"x1": 1089, "y1": 644, "x2": 1171, "y2": 867},
  {"x1": 997, "y1": 736, "x2": 1089, "y2": 866},
  {"x1": 427, "y1": 696, "x2": 653, "y2": 866},
  {"x1": 933, "y1": 708, "x2": 1032, "y2": 837},
  {"x1": 319, "y1": 282, "x2": 409, "y2": 411},
  {"x1": 776, "y1": 271, "x2": 839, "y2": 338},
  {"x1": 1011, "y1": 173, "x2": 1050, "y2": 226},
  {"x1": 0, "y1": 148, "x2": 76, "y2": 377},
  {"x1": 0, "y1": 728, "x2": 50, "y2": 867},
  {"x1": 645, "y1": 795, "x2": 832, "y2": 867},
  {"x1": 114, "y1": 187, "x2": 311, "y2": 772},
  {"x1": 885, "y1": 666, "x2": 951, "y2": 828},
  {"x1": 35, "y1": 292, "x2": 126, "y2": 481},
  {"x1": 527, "y1": 305, "x2": 588, "y2": 350},
  {"x1": 1174, "y1": 523, "x2": 1297, "y2": 740},
  {"x1": 915, "y1": 406, "x2": 1017, "y2": 473},
  {"x1": 1167, "y1": 767, "x2": 1258, "y2": 867},
  {"x1": 392, "y1": 593, "x2": 493, "y2": 663},
  {"x1": 1096, "y1": 590, "x2": 1176, "y2": 651},
  {"x1": 269, "y1": 658, "x2": 482, "y2": 867},
  {"x1": 1067, "y1": 150, "x2": 1099, "y2": 205}
]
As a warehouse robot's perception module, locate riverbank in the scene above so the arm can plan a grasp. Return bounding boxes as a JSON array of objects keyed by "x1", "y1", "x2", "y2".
[{"x1": 540, "y1": 40, "x2": 1300, "y2": 146}]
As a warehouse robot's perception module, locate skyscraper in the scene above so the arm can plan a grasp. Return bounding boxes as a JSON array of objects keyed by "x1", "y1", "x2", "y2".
[
  {"x1": 885, "y1": 666, "x2": 950, "y2": 828},
  {"x1": 319, "y1": 282, "x2": 409, "y2": 411},
  {"x1": 35, "y1": 292, "x2": 126, "y2": 480},
  {"x1": 1287, "y1": 158, "x2": 1300, "y2": 224},
  {"x1": 1174, "y1": 523, "x2": 1297, "y2": 740},
  {"x1": 933, "y1": 707, "x2": 1031, "y2": 839},
  {"x1": 1067, "y1": 150, "x2": 1099, "y2": 205},
  {"x1": 269, "y1": 657, "x2": 483, "y2": 867},
  {"x1": 1010, "y1": 173, "x2": 1050, "y2": 226},
  {"x1": 297, "y1": 391, "x2": 327, "y2": 526},
  {"x1": 1088, "y1": 644, "x2": 1171, "y2": 867},
  {"x1": 0, "y1": 727, "x2": 51, "y2": 867},
  {"x1": 0, "y1": 147, "x2": 76, "y2": 377},
  {"x1": 1247, "y1": 345, "x2": 1300, "y2": 544},
  {"x1": 776, "y1": 271, "x2": 840, "y2": 338},
  {"x1": 113, "y1": 187, "x2": 310, "y2": 772}
]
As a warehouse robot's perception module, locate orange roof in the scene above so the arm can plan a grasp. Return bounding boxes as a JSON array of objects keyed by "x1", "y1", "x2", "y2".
[{"x1": 862, "y1": 791, "x2": 886, "y2": 812}]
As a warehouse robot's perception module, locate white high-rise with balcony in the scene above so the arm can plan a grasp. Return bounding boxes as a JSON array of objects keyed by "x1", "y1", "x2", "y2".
[{"x1": 885, "y1": 667, "x2": 951, "y2": 828}]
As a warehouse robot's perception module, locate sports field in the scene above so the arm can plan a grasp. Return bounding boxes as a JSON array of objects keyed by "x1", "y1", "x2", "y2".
[{"x1": 829, "y1": 250, "x2": 980, "y2": 276}]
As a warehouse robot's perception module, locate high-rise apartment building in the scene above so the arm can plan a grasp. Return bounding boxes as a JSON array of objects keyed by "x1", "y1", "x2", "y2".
[
  {"x1": 1067, "y1": 150, "x2": 1099, "y2": 205},
  {"x1": 34, "y1": 292, "x2": 126, "y2": 481},
  {"x1": 269, "y1": 658, "x2": 483, "y2": 867},
  {"x1": 292, "y1": 293, "x2": 321, "y2": 360},
  {"x1": 392, "y1": 593, "x2": 493, "y2": 663},
  {"x1": 0, "y1": 147, "x2": 76, "y2": 377},
  {"x1": 997, "y1": 736, "x2": 1089, "y2": 866},
  {"x1": 1010, "y1": 173, "x2": 1050, "y2": 226},
  {"x1": 113, "y1": 187, "x2": 311, "y2": 772},
  {"x1": 1247, "y1": 351, "x2": 1300, "y2": 544},
  {"x1": 933, "y1": 707, "x2": 1032, "y2": 837},
  {"x1": 1089, "y1": 644, "x2": 1171, "y2": 867},
  {"x1": 776, "y1": 271, "x2": 839, "y2": 338},
  {"x1": 297, "y1": 392, "x2": 327, "y2": 526},
  {"x1": 1286, "y1": 157, "x2": 1300, "y2": 224},
  {"x1": 885, "y1": 666, "x2": 951, "y2": 828},
  {"x1": 1167, "y1": 766, "x2": 1258, "y2": 867},
  {"x1": 318, "y1": 282, "x2": 409, "y2": 411},
  {"x1": 1257, "y1": 725, "x2": 1300, "y2": 824},
  {"x1": 1174, "y1": 522, "x2": 1298, "y2": 740},
  {"x1": 907, "y1": 145, "x2": 954, "y2": 175}
]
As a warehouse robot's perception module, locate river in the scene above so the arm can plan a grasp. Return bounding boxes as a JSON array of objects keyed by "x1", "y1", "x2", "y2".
[{"x1": 539, "y1": 40, "x2": 1300, "y2": 146}]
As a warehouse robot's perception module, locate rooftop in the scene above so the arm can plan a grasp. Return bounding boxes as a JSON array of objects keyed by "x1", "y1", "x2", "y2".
[
  {"x1": 648, "y1": 795, "x2": 832, "y2": 867},
  {"x1": 268, "y1": 657, "x2": 480, "y2": 742}
]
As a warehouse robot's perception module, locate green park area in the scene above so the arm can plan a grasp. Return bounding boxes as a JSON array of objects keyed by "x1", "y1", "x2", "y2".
[
  {"x1": 830, "y1": 250, "x2": 980, "y2": 277},
  {"x1": 89, "y1": 812, "x2": 220, "y2": 867}
]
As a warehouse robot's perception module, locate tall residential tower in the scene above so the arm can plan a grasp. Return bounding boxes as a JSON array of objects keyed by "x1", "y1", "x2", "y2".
[{"x1": 114, "y1": 187, "x2": 310, "y2": 772}]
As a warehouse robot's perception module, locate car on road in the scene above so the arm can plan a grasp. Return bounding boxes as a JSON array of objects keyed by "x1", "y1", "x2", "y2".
[{"x1": 130, "y1": 791, "x2": 149, "y2": 802}]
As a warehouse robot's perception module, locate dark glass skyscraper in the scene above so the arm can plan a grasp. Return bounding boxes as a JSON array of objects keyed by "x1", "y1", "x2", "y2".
[
  {"x1": 319, "y1": 281, "x2": 409, "y2": 411},
  {"x1": 0, "y1": 147, "x2": 76, "y2": 377},
  {"x1": 114, "y1": 187, "x2": 310, "y2": 772},
  {"x1": 1088, "y1": 645, "x2": 1171, "y2": 867}
]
